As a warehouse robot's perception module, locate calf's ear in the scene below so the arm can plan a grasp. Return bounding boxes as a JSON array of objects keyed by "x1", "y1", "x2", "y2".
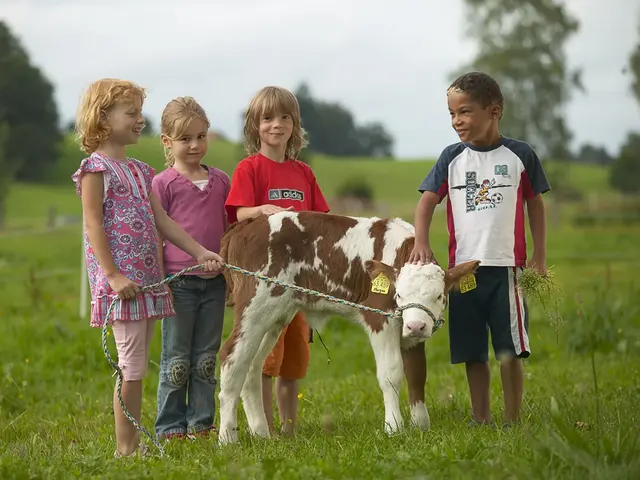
[
  {"x1": 444, "y1": 260, "x2": 481, "y2": 293},
  {"x1": 364, "y1": 260, "x2": 397, "y2": 281}
]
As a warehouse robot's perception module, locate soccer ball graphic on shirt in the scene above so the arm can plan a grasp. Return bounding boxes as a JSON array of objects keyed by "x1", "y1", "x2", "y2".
[{"x1": 454, "y1": 172, "x2": 513, "y2": 212}]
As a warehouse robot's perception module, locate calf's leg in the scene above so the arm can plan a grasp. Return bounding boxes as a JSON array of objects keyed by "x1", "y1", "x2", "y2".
[
  {"x1": 241, "y1": 322, "x2": 287, "y2": 438},
  {"x1": 402, "y1": 342, "x2": 431, "y2": 430},
  {"x1": 218, "y1": 308, "x2": 273, "y2": 445},
  {"x1": 368, "y1": 320, "x2": 405, "y2": 433}
]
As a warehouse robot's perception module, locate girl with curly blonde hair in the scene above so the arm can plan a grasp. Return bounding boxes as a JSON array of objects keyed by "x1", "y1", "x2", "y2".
[{"x1": 72, "y1": 79, "x2": 224, "y2": 457}]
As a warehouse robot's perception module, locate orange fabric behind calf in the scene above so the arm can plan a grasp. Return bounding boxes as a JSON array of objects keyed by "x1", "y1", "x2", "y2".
[{"x1": 262, "y1": 311, "x2": 311, "y2": 380}]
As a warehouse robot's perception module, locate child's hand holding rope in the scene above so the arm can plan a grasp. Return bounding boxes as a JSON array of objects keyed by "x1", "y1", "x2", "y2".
[
  {"x1": 195, "y1": 249, "x2": 225, "y2": 273},
  {"x1": 106, "y1": 272, "x2": 141, "y2": 300}
]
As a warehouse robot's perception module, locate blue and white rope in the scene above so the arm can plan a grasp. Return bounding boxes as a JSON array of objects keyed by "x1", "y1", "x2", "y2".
[{"x1": 101, "y1": 262, "x2": 443, "y2": 457}]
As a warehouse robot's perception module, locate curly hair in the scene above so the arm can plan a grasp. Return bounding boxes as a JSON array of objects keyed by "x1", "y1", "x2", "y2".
[
  {"x1": 448, "y1": 72, "x2": 504, "y2": 119},
  {"x1": 243, "y1": 86, "x2": 308, "y2": 160},
  {"x1": 75, "y1": 78, "x2": 146, "y2": 154},
  {"x1": 160, "y1": 96, "x2": 210, "y2": 167}
]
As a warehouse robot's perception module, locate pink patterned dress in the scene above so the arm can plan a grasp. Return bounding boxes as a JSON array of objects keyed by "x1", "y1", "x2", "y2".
[{"x1": 72, "y1": 152, "x2": 175, "y2": 328}]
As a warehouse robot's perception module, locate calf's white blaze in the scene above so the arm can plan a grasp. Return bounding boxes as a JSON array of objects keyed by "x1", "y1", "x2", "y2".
[{"x1": 395, "y1": 263, "x2": 447, "y2": 339}]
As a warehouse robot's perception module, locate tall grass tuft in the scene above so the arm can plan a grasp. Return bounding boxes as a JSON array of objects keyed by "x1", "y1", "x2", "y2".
[
  {"x1": 519, "y1": 265, "x2": 564, "y2": 340},
  {"x1": 528, "y1": 284, "x2": 640, "y2": 479}
]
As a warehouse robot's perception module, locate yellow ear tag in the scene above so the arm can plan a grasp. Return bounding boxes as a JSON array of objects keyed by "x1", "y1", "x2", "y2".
[
  {"x1": 459, "y1": 273, "x2": 477, "y2": 293},
  {"x1": 371, "y1": 272, "x2": 391, "y2": 295}
]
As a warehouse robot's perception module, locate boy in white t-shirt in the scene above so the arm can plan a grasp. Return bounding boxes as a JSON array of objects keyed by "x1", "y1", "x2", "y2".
[{"x1": 410, "y1": 71, "x2": 551, "y2": 427}]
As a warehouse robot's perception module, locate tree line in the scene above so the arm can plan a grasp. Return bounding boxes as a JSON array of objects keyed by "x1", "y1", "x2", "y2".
[
  {"x1": 1, "y1": 5, "x2": 640, "y2": 228},
  {"x1": 455, "y1": 0, "x2": 640, "y2": 194}
]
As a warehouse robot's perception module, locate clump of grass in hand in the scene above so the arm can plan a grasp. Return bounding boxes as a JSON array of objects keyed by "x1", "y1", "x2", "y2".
[
  {"x1": 519, "y1": 265, "x2": 561, "y2": 299},
  {"x1": 520, "y1": 266, "x2": 564, "y2": 340}
]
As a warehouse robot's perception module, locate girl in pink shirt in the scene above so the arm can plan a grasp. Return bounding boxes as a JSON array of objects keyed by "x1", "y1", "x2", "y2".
[
  {"x1": 72, "y1": 79, "x2": 223, "y2": 458},
  {"x1": 151, "y1": 97, "x2": 230, "y2": 441}
]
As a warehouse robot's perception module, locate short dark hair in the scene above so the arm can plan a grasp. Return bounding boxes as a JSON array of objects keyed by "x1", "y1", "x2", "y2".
[{"x1": 448, "y1": 72, "x2": 504, "y2": 117}]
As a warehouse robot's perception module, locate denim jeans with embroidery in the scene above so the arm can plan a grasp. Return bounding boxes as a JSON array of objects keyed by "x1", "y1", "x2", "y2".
[{"x1": 155, "y1": 275, "x2": 226, "y2": 438}]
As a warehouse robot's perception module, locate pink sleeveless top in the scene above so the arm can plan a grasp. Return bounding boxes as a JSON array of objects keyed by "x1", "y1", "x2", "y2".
[{"x1": 72, "y1": 152, "x2": 175, "y2": 327}]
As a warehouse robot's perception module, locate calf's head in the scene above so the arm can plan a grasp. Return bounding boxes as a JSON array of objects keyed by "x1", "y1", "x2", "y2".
[{"x1": 365, "y1": 259, "x2": 481, "y2": 339}]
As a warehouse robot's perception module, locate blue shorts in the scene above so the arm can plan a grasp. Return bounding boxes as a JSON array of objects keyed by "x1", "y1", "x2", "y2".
[{"x1": 448, "y1": 266, "x2": 530, "y2": 364}]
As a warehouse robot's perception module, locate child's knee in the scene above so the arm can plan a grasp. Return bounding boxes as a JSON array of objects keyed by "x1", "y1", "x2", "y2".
[
  {"x1": 163, "y1": 358, "x2": 189, "y2": 388},
  {"x1": 498, "y1": 354, "x2": 523, "y2": 368},
  {"x1": 194, "y1": 353, "x2": 217, "y2": 385},
  {"x1": 120, "y1": 361, "x2": 149, "y2": 382}
]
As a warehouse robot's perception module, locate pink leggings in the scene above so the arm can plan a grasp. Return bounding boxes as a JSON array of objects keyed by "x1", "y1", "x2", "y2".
[{"x1": 111, "y1": 319, "x2": 156, "y2": 381}]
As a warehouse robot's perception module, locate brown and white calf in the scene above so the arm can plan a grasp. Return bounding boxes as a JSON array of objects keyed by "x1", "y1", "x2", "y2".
[{"x1": 217, "y1": 211, "x2": 479, "y2": 444}]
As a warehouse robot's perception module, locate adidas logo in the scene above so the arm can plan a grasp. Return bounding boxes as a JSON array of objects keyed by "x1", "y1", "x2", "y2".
[{"x1": 268, "y1": 189, "x2": 304, "y2": 202}]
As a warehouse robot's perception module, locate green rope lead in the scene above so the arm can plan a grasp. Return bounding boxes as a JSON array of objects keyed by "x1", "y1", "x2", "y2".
[
  {"x1": 101, "y1": 265, "x2": 203, "y2": 457},
  {"x1": 101, "y1": 262, "x2": 443, "y2": 457}
]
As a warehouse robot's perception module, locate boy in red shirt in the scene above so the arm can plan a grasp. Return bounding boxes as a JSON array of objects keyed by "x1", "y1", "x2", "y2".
[{"x1": 225, "y1": 86, "x2": 330, "y2": 436}]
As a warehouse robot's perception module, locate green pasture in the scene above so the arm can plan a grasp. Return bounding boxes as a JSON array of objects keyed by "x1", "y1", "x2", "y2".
[
  {"x1": 5, "y1": 134, "x2": 614, "y2": 230},
  {"x1": 0, "y1": 136, "x2": 639, "y2": 478}
]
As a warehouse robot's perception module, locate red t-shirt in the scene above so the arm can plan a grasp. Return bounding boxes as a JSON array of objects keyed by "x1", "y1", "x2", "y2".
[{"x1": 225, "y1": 153, "x2": 330, "y2": 223}]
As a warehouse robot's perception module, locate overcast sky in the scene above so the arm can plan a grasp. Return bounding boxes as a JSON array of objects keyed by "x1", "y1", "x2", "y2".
[{"x1": 1, "y1": 0, "x2": 638, "y2": 159}]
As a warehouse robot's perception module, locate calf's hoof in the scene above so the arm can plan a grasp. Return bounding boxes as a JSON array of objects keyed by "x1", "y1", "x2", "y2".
[
  {"x1": 383, "y1": 419, "x2": 404, "y2": 435},
  {"x1": 218, "y1": 427, "x2": 239, "y2": 445},
  {"x1": 413, "y1": 416, "x2": 431, "y2": 431},
  {"x1": 410, "y1": 403, "x2": 431, "y2": 430},
  {"x1": 250, "y1": 423, "x2": 271, "y2": 439}
]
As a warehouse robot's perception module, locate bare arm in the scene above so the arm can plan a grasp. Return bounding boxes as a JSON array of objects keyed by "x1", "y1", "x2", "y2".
[
  {"x1": 156, "y1": 228, "x2": 165, "y2": 277},
  {"x1": 81, "y1": 172, "x2": 119, "y2": 278},
  {"x1": 236, "y1": 205, "x2": 294, "y2": 222},
  {"x1": 414, "y1": 192, "x2": 439, "y2": 248},
  {"x1": 236, "y1": 206, "x2": 263, "y2": 222},
  {"x1": 526, "y1": 194, "x2": 547, "y2": 273},
  {"x1": 81, "y1": 172, "x2": 140, "y2": 298},
  {"x1": 155, "y1": 227, "x2": 174, "y2": 300},
  {"x1": 408, "y1": 191, "x2": 440, "y2": 264}
]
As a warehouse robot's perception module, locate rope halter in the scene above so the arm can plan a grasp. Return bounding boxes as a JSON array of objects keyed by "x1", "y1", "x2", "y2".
[{"x1": 394, "y1": 302, "x2": 445, "y2": 331}]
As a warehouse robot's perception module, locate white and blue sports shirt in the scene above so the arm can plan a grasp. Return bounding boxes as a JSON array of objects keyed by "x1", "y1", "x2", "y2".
[{"x1": 419, "y1": 136, "x2": 551, "y2": 268}]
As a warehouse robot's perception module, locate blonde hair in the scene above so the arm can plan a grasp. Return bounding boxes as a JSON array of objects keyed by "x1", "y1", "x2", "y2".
[
  {"x1": 75, "y1": 78, "x2": 146, "y2": 154},
  {"x1": 243, "y1": 86, "x2": 308, "y2": 160},
  {"x1": 161, "y1": 96, "x2": 210, "y2": 167}
]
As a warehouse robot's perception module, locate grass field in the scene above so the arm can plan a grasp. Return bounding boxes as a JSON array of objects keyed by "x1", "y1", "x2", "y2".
[
  {"x1": 4, "y1": 135, "x2": 614, "y2": 231},
  {"x1": 1, "y1": 136, "x2": 639, "y2": 479}
]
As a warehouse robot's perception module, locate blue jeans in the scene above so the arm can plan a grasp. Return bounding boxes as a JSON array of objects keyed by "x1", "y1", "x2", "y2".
[{"x1": 155, "y1": 275, "x2": 226, "y2": 437}]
